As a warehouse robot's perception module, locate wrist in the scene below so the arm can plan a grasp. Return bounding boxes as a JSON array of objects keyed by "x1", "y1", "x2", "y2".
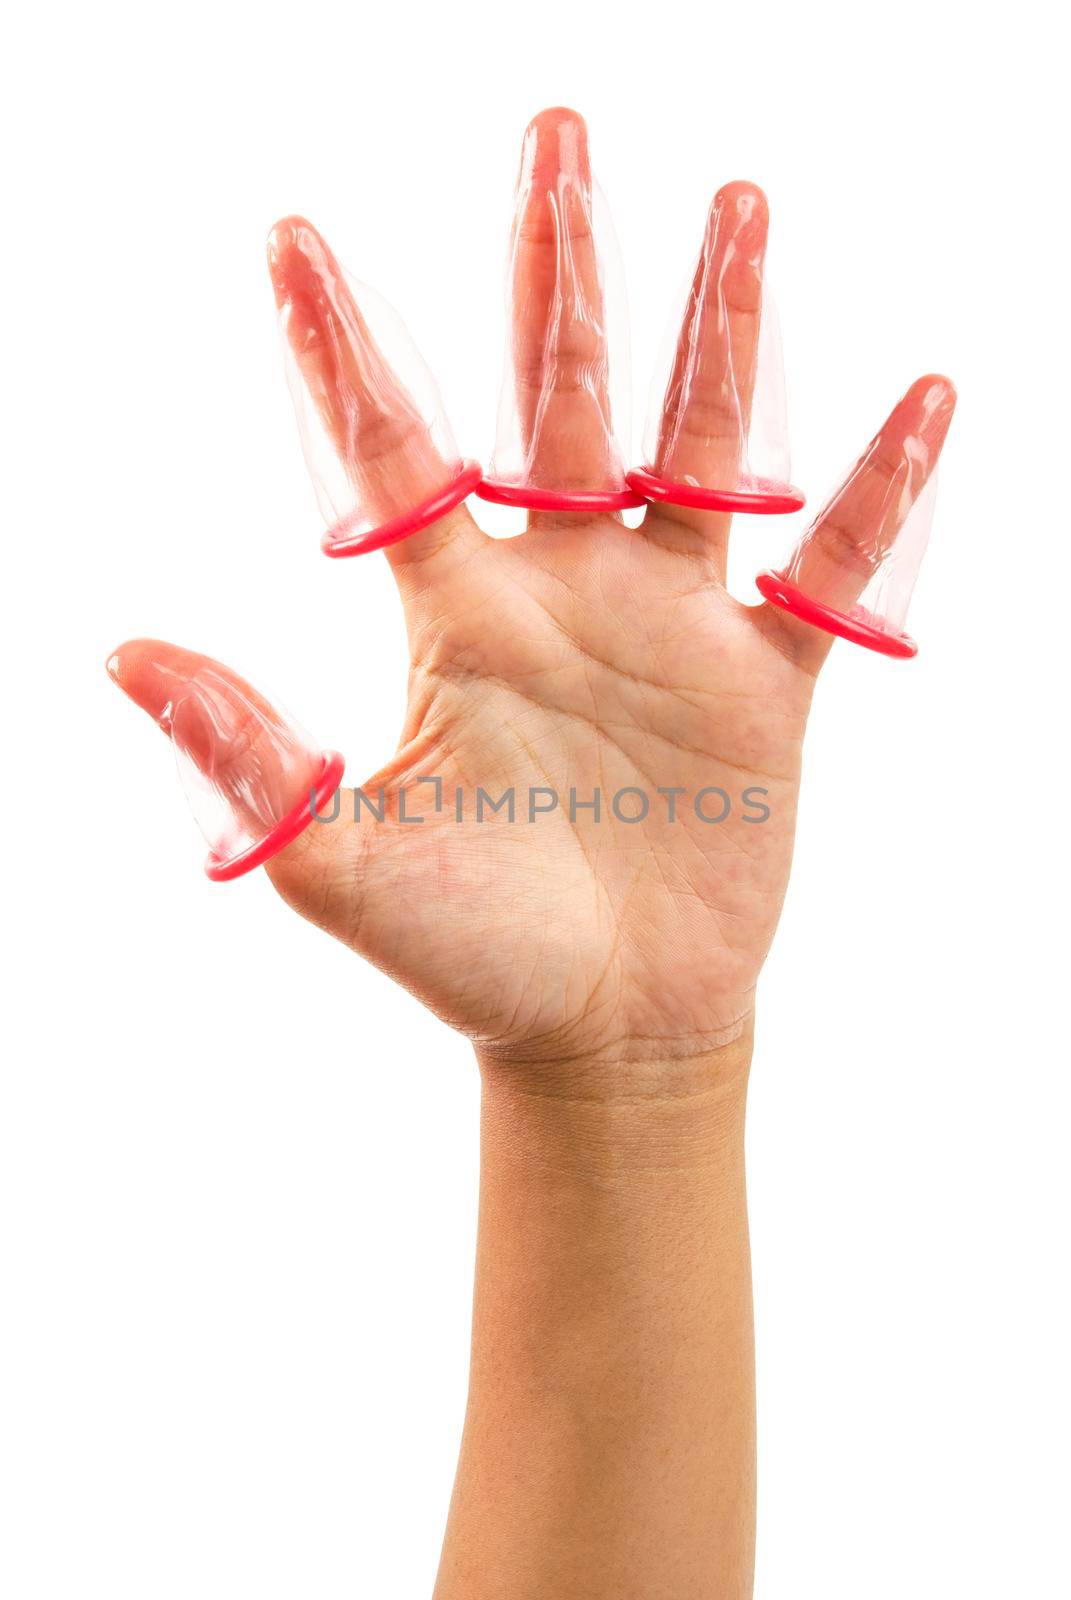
[
  {"x1": 474, "y1": 1026, "x2": 752, "y2": 1181},
  {"x1": 441, "y1": 1031, "x2": 756, "y2": 1600},
  {"x1": 470, "y1": 1036, "x2": 749, "y2": 1203}
]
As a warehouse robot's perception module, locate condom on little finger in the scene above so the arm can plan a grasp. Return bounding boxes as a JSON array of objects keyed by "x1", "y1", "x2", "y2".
[{"x1": 756, "y1": 376, "x2": 956, "y2": 657}]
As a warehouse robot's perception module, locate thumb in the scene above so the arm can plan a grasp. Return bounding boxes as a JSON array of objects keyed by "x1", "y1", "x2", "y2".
[{"x1": 105, "y1": 638, "x2": 345, "y2": 885}]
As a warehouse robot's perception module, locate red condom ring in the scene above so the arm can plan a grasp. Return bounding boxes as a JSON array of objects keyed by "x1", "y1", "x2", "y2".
[
  {"x1": 628, "y1": 469, "x2": 805, "y2": 516},
  {"x1": 204, "y1": 750, "x2": 346, "y2": 881},
  {"x1": 755, "y1": 571, "x2": 917, "y2": 659},
  {"x1": 323, "y1": 463, "x2": 482, "y2": 558},
  {"x1": 477, "y1": 480, "x2": 643, "y2": 512},
  {"x1": 476, "y1": 479, "x2": 645, "y2": 513}
]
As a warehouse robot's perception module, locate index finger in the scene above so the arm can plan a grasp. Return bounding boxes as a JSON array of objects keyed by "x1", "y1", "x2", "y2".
[{"x1": 268, "y1": 217, "x2": 481, "y2": 563}]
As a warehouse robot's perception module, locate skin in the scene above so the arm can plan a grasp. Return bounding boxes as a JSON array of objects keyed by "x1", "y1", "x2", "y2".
[{"x1": 108, "y1": 108, "x2": 955, "y2": 1598}]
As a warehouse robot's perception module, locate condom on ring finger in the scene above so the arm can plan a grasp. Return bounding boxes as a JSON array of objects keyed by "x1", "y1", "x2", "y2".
[
  {"x1": 269, "y1": 217, "x2": 480, "y2": 557},
  {"x1": 630, "y1": 183, "x2": 804, "y2": 516},
  {"x1": 477, "y1": 108, "x2": 643, "y2": 513}
]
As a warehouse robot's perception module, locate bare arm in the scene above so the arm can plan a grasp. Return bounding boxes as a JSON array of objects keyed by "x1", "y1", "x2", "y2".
[{"x1": 437, "y1": 1042, "x2": 755, "y2": 1598}]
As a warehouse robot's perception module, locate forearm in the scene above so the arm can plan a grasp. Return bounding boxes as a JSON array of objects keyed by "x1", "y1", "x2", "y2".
[{"x1": 434, "y1": 1039, "x2": 756, "y2": 1600}]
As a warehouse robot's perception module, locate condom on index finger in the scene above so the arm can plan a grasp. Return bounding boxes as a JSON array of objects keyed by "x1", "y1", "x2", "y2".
[
  {"x1": 107, "y1": 640, "x2": 345, "y2": 881},
  {"x1": 477, "y1": 108, "x2": 643, "y2": 513},
  {"x1": 269, "y1": 217, "x2": 481, "y2": 558},
  {"x1": 629, "y1": 184, "x2": 804, "y2": 516}
]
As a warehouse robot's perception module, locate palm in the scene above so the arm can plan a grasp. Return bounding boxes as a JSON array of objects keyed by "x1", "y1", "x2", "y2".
[
  {"x1": 273, "y1": 509, "x2": 814, "y2": 1065},
  {"x1": 110, "y1": 110, "x2": 951, "y2": 1073}
]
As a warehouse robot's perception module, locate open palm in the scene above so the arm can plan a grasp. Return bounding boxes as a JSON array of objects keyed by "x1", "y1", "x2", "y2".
[
  {"x1": 270, "y1": 501, "x2": 816, "y2": 1068},
  {"x1": 109, "y1": 110, "x2": 952, "y2": 1073}
]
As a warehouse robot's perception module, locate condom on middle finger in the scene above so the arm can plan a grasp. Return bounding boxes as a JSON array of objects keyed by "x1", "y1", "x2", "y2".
[{"x1": 477, "y1": 108, "x2": 643, "y2": 514}]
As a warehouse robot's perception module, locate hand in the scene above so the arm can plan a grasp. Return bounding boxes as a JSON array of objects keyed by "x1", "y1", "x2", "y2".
[
  {"x1": 109, "y1": 110, "x2": 953, "y2": 1087},
  {"x1": 107, "y1": 108, "x2": 956, "y2": 1599}
]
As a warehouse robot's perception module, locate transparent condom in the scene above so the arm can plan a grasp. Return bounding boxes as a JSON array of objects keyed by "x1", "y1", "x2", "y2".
[
  {"x1": 630, "y1": 184, "x2": 804, "y2": 515},
  {"x1": 478, "y1": 109, "x2": 642, "y2": 512},
  {"x1": 270, "y1": 217, "x2": 480, "y2": 557},
  {"x1": 168, "y1": 668, "x2": 344, "y2": 880},
  {"x1": 756, "y1": 378, "x2": 953, "y2": 658}
]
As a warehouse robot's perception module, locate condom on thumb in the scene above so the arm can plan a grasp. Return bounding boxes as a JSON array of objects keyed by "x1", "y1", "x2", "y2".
[{"x1": 107, "y1": 639, "x2": 344, "y2": 879}]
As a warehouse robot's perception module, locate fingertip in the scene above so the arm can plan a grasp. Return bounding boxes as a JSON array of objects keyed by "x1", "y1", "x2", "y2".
[
  {"x1": 266, "y1": 215, "x2": 335, "y2": 311},
  {"x1": 105, "y1": 637, "x2": 187, "y2": 727},
  {"x1": 916, "y1": 370, "x2": 957, "y2": 419},
  {"x1": 703, "y1": 182, "x2": 769, "y2": 262},
  {"x1": 525, "y1": 105, "x2": 588, "y2": 141},
  {"x1": 106, "y1": 636, "x2": 161, "y2": 696},
  {"x1": 905, "y1": 371, "x2": 956, "y2": 404},
  {"x1": 521, "y1": 106, "x2": 591, "y2": 186},
  {"x1": 267, "y1": 213, "x2": 318, "y2": 263},
  {"x1": 712, "y1": 180, "x2": 769, "y2": 227},
  {"x1": 109, "y1": 637, "x2": 332, "y2": 873},
  {"x1": 891, "y1": 373, "x2": 957, "y2": 452}
]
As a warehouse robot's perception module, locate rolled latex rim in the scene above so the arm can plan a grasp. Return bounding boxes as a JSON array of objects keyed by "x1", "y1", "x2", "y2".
[
  {"x1": 627, "y1": 468, "x2": 805, "y2": 516},
  {"x1": 755, "y1": 571, "x2": 917, "y2": 659},
  {"x1": 323, "y1": 463, "x2": 482, "y2": 558},
  {"x1": 476, "y1": 479, "x2": 645, "y2": 512},
  {"x1": 204, "y1": 750, "x2": 347, "y2": 882}
]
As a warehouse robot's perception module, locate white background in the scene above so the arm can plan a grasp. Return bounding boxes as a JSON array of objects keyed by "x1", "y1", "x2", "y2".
[{"x1": 3, "y1": 2, "x2": 1068, "y2": 1594}]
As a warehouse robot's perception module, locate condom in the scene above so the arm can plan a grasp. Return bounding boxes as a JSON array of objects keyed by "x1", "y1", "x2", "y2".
[
  {"x1": 269, "y1": 217, "x2": 480, "y2": 557},
  {"x1": 756, "y1": 376, "x2": 955, "y2": 657},
  {"x1": 107, "y1": 641, "x2": 344, "y2": 880},
  {"x1": 477, "y1": 108, "x2": 642, "y2": 513},
  {"x1": 629, "y1": 184, "x2": 803, "y2": 515}
]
